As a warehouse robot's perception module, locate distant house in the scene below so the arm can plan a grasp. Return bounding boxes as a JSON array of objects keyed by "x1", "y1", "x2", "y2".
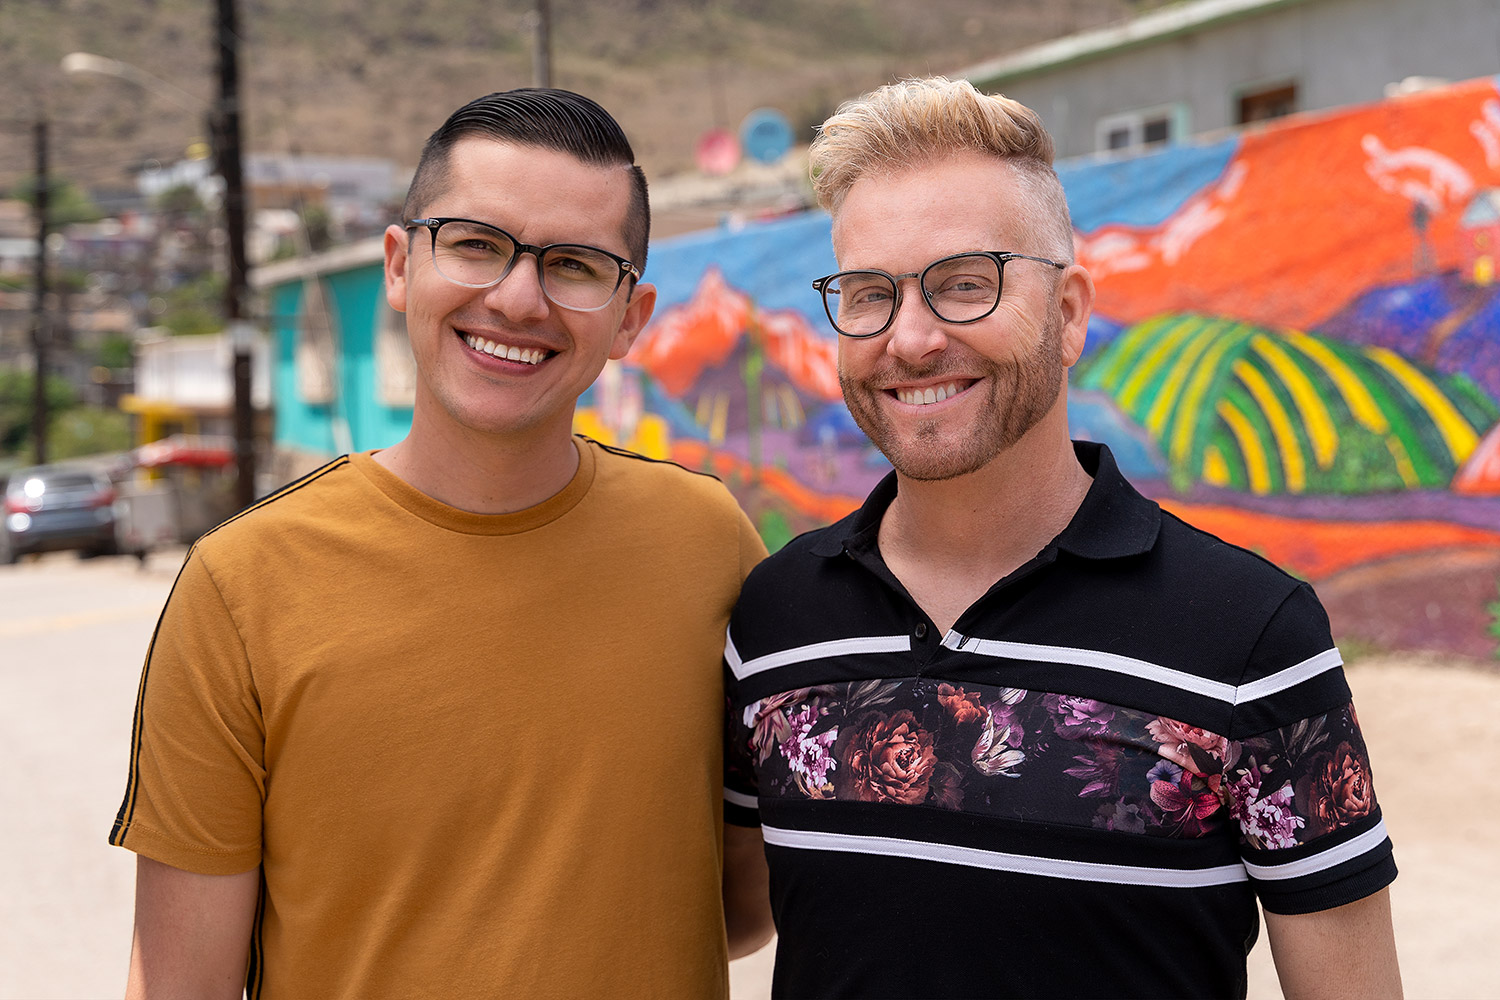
[
  {"x1": 249, "y1": 238, "x2": 410, "y2": 480},
  {"x1": 958, "y1": 0, "x2": 1500, "y2": 158}
]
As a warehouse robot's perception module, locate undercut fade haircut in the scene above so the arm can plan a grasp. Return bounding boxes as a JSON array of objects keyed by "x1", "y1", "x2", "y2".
[
  {"x1": 810, "y1": 76, "x2": 1074, "y2": 263},
  {"x1": 402, "y1": 88, "x2": 651, "y2": 271}
]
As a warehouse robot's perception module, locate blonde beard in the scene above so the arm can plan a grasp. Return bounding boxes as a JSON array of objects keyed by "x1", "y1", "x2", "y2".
[{"x1": 838, "y1": 308, "x2": 1065, "y2": 482}]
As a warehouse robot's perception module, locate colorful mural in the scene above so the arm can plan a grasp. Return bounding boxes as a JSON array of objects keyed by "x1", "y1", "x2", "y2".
[{"x1": 577, "y1": 75, "x2": 1500, "y2": 659}]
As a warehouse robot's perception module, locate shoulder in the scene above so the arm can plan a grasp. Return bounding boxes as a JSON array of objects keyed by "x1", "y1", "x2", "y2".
[
  {"x1": 1148, "y1": 505, "x2": 1309, "y2": 609},
  {"x1": 584, "y1": 437, "x2": 743, "y2": 514},
  {"x1": 189, "y1": 454, "x2": 361, "y2": 563},
  {"x1": 735, "y1": 513, "x2": 852, "y2": 615}
]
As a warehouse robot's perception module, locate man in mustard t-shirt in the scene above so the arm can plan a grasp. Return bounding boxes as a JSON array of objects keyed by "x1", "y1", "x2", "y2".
[{"x1": 110, "y1": 89, "x2": 774, "y2": 998}]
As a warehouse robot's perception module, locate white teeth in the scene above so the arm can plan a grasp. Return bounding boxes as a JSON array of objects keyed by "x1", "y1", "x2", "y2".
[
  {"x1": 465, "y1": 335, "x2": 546, "y2": 365},
  {"x1": 897, "y1": 382, "x2": 963, "y2": 406}
]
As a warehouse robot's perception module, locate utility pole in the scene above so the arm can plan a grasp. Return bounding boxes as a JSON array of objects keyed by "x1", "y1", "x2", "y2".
[
  {"x1": 31, "y1": 119, "x2": 49, "y2": 466},
  {"x1": 215, "y1": 0, "x2": 257, "y2": 509},
  {"x1": 532, "y1": 0, "x2": 552, "y2": 88}
]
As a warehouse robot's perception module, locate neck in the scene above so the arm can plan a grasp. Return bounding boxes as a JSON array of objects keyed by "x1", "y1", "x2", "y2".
[
  {"x1": 374, "y1": 410, "x2": 581, "y2": 515},
  {"x1": 879, "y1": 411, "x2": 1092, "y2": 586}
]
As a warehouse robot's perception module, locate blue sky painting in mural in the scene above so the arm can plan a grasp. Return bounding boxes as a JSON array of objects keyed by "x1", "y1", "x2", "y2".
[
  {"x1": 646, "y1": 209, "x2": 837, "y2": 324},
  {"x1": 1055, "y1": 135, "x2": 1240, "y2": 232}
]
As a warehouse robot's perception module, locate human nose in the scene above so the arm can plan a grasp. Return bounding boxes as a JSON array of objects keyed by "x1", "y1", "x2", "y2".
[
  {"x1": 883, "y1": 276, "x2": 948, "y2": 363},
  {"x1": 480, "y1": 249, "x2": 550, "y2": 320}
]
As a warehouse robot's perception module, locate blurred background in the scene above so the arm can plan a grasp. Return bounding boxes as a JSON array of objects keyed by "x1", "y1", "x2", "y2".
[{"x1": 1, "y1": 0, "x2": 1498, "y2": 997}]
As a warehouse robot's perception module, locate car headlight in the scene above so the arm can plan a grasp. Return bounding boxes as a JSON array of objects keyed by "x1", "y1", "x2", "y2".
[{"x1": 6, "y1": 512, "x2": 32, "y2": 532}]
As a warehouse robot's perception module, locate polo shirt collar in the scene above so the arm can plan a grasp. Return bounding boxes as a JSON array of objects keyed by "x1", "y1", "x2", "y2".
[
  {"x1": 1053, "y1": 440, "x2": 1161, "y2": 559},
  {"x1": 809, "y1": 440, "x2": 1160, "y2": 561}
]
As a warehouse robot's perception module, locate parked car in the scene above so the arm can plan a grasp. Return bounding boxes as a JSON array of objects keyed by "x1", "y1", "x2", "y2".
[{"x1": 2, "y1": 464, "x2": 118, "y2": 562}]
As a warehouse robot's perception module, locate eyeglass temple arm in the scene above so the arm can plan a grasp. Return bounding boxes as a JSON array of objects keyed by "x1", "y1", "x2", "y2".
[{"x1": 999, "y1": 252, "x2": 1067, "y2": 269}]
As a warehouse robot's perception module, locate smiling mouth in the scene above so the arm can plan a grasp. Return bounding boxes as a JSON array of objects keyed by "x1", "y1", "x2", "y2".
[
  {"x1": 463, "y1": 333, "x2": 553, "y2": 366},
  {"x1": 893, "y1": 380, "x2": 975, "y2": 406}
]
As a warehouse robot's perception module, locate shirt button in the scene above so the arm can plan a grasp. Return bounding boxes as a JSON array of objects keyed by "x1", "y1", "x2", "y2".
[{"x1": 914, "y1": 623, "x2": 928, "y2": 640}]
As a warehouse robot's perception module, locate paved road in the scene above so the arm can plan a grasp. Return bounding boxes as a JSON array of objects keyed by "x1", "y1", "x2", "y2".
[
  {"x1": 1, "y1": 550, "x2": 182, "y2": 999},
  {"x1": 3, "y1": 550, "x2": 1493, "y2": 998}
]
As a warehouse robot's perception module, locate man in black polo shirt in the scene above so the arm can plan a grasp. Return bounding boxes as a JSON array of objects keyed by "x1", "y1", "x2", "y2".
[{"x1": 724, "y1": 77, "x2": 1401, "y2": 998}]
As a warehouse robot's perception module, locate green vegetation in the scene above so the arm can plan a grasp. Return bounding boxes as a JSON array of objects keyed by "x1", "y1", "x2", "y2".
[
  {"x1": 0, "y1": 369, "x2": 77, "y2": 458},
  {"x1": 7, "y1": 175, "x2": 104, "y2": 227},
  {"x1": 1487, "y1": 580, "x2": 1500, "y2": 659},
  {"x1": 0, "y1": 368, "x2": 134, "y2": 463},
  {"x1": 159, "y1": 273, "x2": 226, "y2": 337},
  {"x1": 757, "y1": 507, "x2": 794, "y2": 554},
  {"x1": 94, "y1": 333, "x2": 134, "y2": 370},
  {"x1": 48, "y1": 406, "x2": 132, "y2": 459}
]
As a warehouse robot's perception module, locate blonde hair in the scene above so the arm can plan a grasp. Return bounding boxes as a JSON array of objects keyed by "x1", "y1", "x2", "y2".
[{"x1": 810, "y1": 77, "x2": 1074, "y2": 261}]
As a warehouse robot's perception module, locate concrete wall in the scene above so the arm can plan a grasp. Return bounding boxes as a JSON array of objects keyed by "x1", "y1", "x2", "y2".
[{"x1": 978, "y1": 0, "x2": 1500, "y2": 159}]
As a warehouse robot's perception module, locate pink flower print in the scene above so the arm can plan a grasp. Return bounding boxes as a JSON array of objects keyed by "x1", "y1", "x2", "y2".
[
  {"x1": 747, "y1": 689, "x2": 811, "y2": 765},
  {"x1": 1147, "y1": 716, "x2": 1230, "y2": 776},
  {"x1": 1228, "y1": 767, "x2": 1304, "y2": 850},
  {"x1": 1043, "y1": 694, "x2": 1117, "y2": 739},
  {"x1": 1150, "y1": 769, "x2": 1224, "y2": 838},
  {"x1": 779, "y1": 703, "x2": 838, "y2": 797}
]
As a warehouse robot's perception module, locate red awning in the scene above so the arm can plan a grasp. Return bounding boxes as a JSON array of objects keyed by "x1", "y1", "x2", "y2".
[{"x1": 133, "y1": 434, "x2": 235, "y2": 469}]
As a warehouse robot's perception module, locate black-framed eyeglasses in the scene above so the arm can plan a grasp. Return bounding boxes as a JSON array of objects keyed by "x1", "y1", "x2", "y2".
[
  {"x1": 405, "y1": 217, "x2": 641, "y2": 313},
  {"x1": 811, "y1": 250, "x2": 1067, "y2": 338}
]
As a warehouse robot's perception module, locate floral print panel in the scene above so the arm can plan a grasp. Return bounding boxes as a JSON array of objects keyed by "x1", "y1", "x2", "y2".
[{"x1": 730, "y1": 678, "x2": 1377, "y2": 847}]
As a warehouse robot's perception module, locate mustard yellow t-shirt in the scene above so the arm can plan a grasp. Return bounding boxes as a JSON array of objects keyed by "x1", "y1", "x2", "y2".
[{"x1": 112, "y1": 438, "x2": 766, "y2": 999}]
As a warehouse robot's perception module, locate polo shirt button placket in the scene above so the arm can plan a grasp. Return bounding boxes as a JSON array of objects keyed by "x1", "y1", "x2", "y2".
[{"x1": 913, "y1": 622, "x2": 928, "y2": 640}]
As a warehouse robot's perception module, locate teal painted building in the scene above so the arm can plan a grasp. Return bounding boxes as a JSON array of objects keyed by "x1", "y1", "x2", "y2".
[{"x1": 252, "y1": 238, "x2": 415, "y2": 463}]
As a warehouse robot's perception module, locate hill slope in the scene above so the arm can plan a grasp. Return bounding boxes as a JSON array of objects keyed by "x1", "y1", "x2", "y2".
[{"x1": 0, "y1": 0, "x2": 1147, "y2": 194}]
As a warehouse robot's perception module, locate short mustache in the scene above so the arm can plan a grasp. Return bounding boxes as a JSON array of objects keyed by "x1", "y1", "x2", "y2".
[{"x1": 849, "y1": 357, "x2": 989, "y2": 386}]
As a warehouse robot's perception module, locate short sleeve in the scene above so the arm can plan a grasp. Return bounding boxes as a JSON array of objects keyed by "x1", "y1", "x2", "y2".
[
  {"x1": 723, "y1": 615, "x2": 763, "y2": 828},
  {"x1": 1227, "y1": 699, "x2": 1395, "y2": 913},
  {"x1": 1222, "y1": 582, "x2": 1395, "y2": 913},
  {"x1": 108, "y1": 549, "x2": 266, "y2": 874}
]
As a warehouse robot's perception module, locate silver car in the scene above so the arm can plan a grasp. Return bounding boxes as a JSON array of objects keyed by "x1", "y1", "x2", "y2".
[{"x1": 3, "y1": 465, "x2": 118, "y2": 562}]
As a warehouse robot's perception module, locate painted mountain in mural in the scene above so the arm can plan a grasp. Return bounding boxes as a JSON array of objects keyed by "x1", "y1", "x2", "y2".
[
  {"x1": 616, "y1": 266, "x2": 891, "y2": 504},
  {"x1": 628, "y1": 267, "x2": 839, "y2": 403},
  {"x1": 1074, "y1": 314, "x2": 1500, "y2": 495}
]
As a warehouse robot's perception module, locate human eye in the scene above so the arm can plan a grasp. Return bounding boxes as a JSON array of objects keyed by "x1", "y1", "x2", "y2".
[
  {"x1": 927, "y1": 258, "x2": 998, "y2": 301},
  {"x1": 835, "y1": 274, "x2": 894, "y2": 308},
  {"x1": 440, "y1": 224, "x2": 509, "y2": 258},
  {"x1": 546, "y1": 246, "x2": 612, "y2": 282}
]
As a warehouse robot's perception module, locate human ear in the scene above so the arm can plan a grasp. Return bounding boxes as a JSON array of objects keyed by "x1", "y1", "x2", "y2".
[
  {"x1": 383, "y1": 224, "x2": 410, "y2": 313},
  {"x1": 1056, "y1": 265, "x2": 1095, "y2": 367},
  {"x1": 608, "y1": 281, "x2": 657, "y2": 360}
]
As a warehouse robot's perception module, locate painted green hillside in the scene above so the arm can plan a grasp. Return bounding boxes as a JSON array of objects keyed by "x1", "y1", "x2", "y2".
[{"x1": 1074, "y1": 314, "x2": 1500, "y2": 495}]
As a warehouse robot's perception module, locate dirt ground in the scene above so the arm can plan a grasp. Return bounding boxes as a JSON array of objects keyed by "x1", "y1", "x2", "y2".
[{"x1": 728, "y1": 654, "x2": 1500, "y2": 999}]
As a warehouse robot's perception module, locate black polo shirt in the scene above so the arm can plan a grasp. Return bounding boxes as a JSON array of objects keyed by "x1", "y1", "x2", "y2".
[{"x1": 725, "y1": 442, "x2": 1395, "y2": 999}]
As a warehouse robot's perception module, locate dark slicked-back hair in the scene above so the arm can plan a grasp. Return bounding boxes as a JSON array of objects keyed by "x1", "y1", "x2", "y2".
[{"x1": 402, "y1": 88, "x2": 650, "y2": 270}]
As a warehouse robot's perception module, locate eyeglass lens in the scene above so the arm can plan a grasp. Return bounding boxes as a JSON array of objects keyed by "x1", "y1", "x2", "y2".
[
  {"x1": 823, "y1": 253, "x2": 1003, "y2": 336},
  {"x1": 429, "y1": 220, "x2": 624, "y2": 310}
]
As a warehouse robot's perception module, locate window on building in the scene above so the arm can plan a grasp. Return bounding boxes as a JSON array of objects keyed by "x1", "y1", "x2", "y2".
[
  {"x1": 1096, "y1": 106, "x2": 1181, "y2": 153},
  {"x1": 1238, "y1": 84, "x2": 1297, "y2": 125},
  {"x1": 296, "y1": 278, "x2": 336, "y2": 405},
  {"x1": 375, "y1": 303, "x2": 417, "y2": 407}
]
